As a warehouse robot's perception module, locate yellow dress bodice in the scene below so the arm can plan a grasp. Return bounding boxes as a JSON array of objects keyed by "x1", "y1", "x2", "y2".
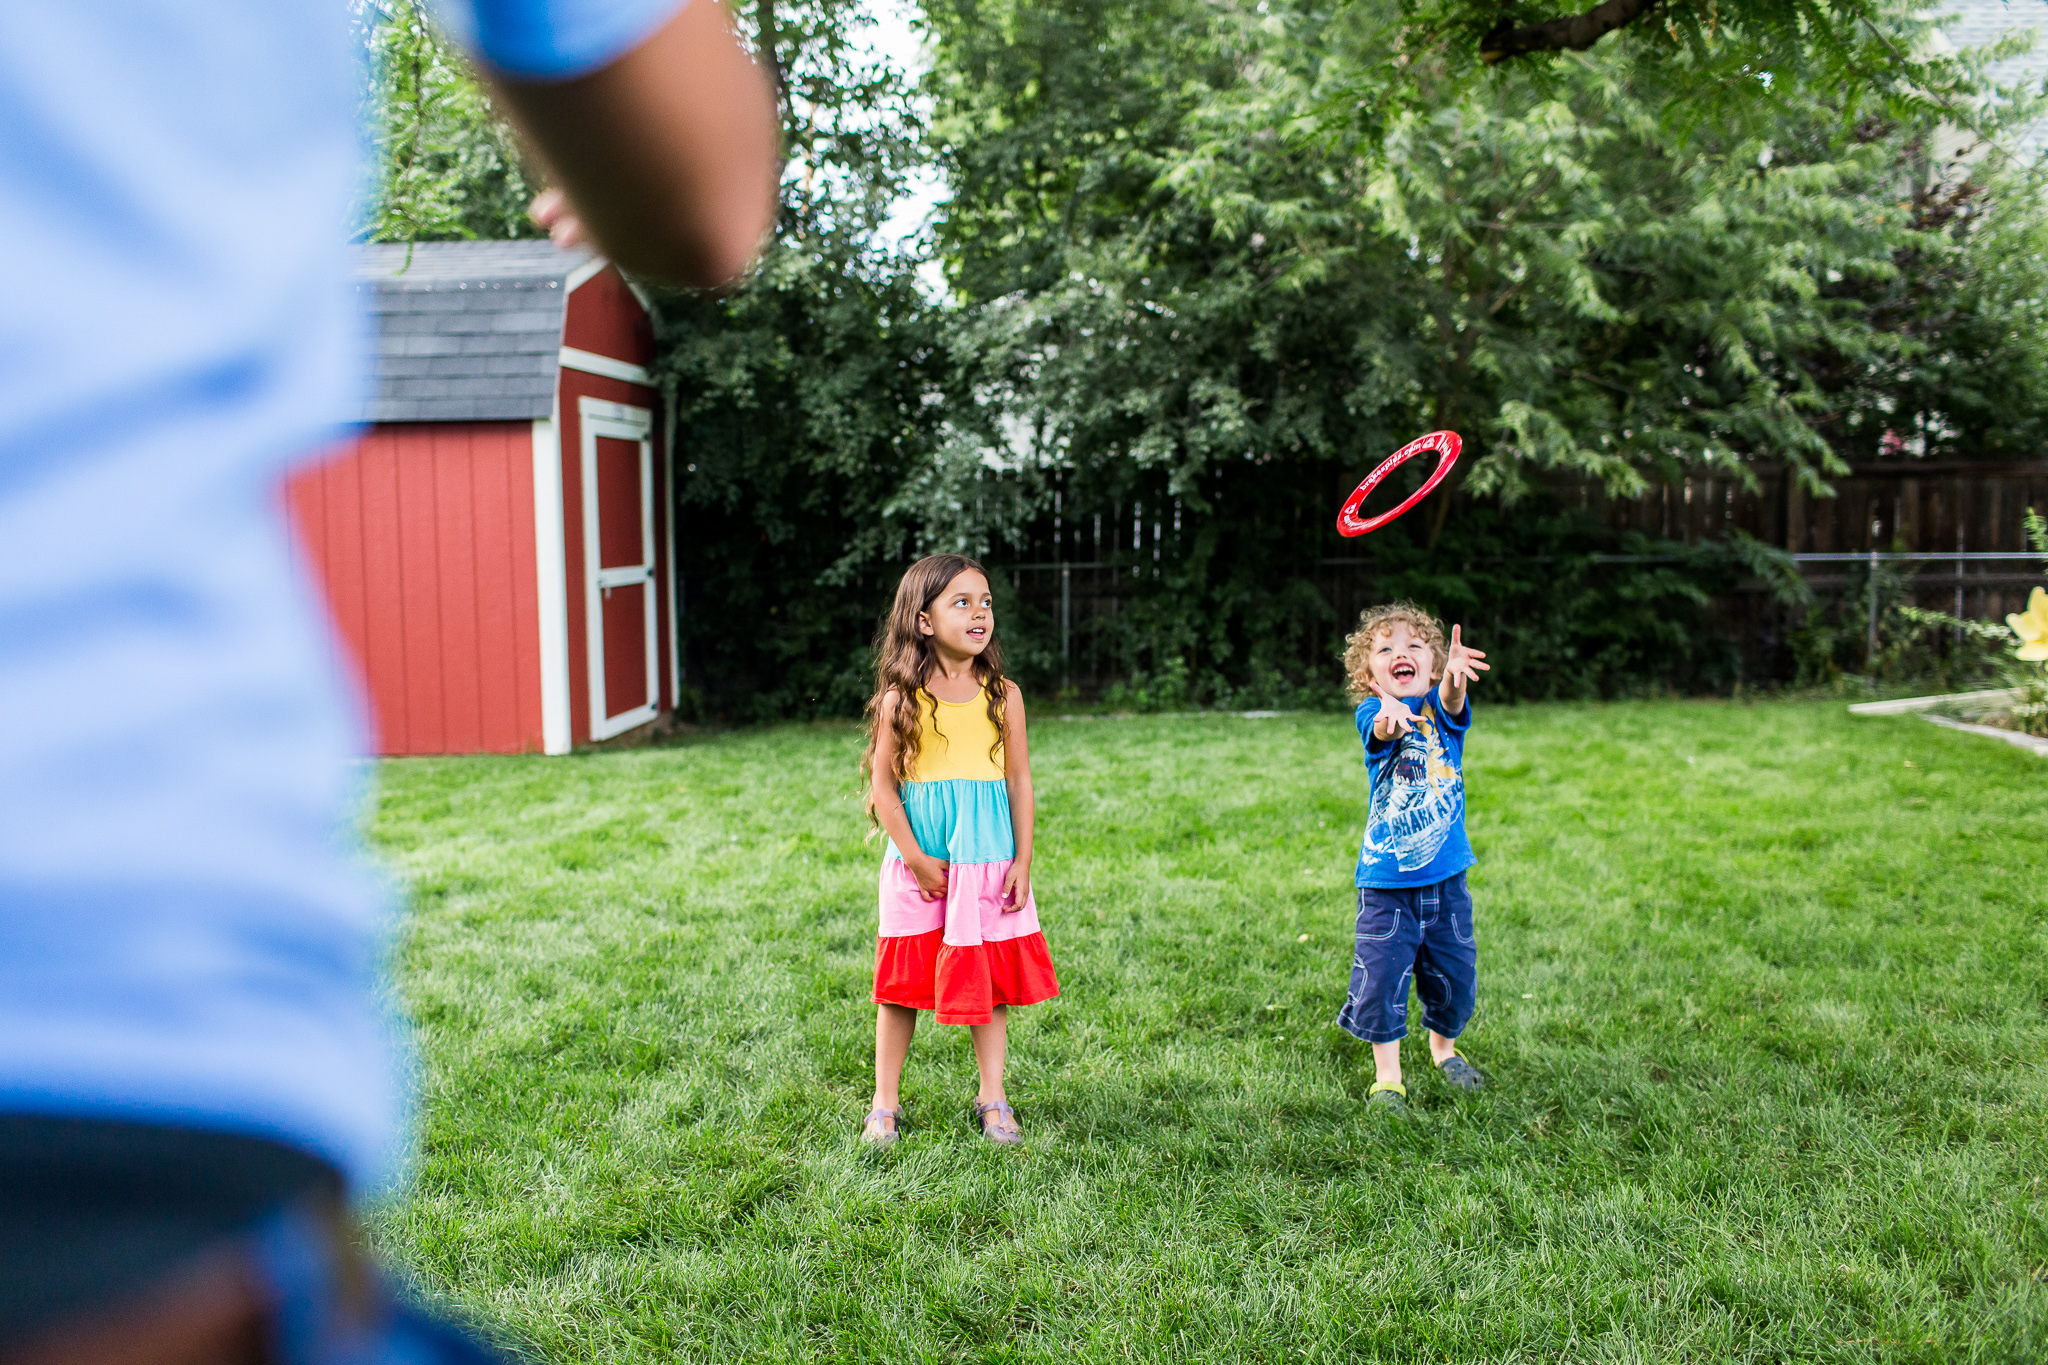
[{"x1": 908, "y1": 684, "x2": 1006, "y2": 782}]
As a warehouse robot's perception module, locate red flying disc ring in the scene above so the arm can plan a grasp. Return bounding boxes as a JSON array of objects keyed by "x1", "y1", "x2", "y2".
[{"x1": 1336, "y1": 430, "x2": 1462, "y2": 537}]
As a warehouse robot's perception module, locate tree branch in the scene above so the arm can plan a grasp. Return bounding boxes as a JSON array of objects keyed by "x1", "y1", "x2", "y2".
[
  {"x1": 757, "y1": 0, "x2": 785, "y2": 123},
  {"x1": 1480, "y1": 0, "x2": 1662, "y2": 64}
]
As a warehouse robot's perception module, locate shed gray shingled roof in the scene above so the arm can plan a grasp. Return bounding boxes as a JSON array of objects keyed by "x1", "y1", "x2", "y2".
[{"x1": 353, "y1": 240, "x2": 602, "y2": 423}]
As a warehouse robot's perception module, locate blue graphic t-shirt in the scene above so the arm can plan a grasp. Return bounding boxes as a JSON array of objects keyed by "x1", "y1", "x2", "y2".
[{"x1": 1353, "y1": 688, "x2": 1475, "y2": 889}]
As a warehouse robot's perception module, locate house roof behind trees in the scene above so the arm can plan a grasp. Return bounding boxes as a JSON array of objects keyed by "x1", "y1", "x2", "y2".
[
  {"x1": 1943, "y1": 0, "x2": 2048, "y2": 161},
  {"x1": 352, "y1": 239, "x2": 599, "y2": 424}
]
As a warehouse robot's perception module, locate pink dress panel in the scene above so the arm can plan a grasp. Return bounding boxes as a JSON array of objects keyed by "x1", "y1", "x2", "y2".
[{"x1": 877, "y1": 856, "x2": 1041, "y2": 945}]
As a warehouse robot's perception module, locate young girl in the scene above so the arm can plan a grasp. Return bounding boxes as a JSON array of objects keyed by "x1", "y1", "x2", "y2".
[{"x1": 858, "y1": 554, "x2": 1059, "y2": 1146}]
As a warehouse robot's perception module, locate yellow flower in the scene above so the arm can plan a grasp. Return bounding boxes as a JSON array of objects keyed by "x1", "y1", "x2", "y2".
[{"x1": 2009, "y1": 586, "x2": 2048, "y2": 663}]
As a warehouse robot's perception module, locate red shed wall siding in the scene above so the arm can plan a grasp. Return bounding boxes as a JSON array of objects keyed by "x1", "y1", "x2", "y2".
[
  {"x1": 555, "y1": 367, "x2": 669, "y2": 747},
  {"x1": 286, "y1": 422, "x2": 545, "y2": 755},
  {"x1": 563, "y1": 265, "x2": 655, "y2": 365}
]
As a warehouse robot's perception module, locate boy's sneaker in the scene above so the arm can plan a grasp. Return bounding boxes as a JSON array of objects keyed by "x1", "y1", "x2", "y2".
[
  {"x1": 1436, "y1": 1054, "x2": 1485, "y2": 1089},
  {"x1": 1366, "y1": 1080, "x2": 1408, "y2": 1111}
]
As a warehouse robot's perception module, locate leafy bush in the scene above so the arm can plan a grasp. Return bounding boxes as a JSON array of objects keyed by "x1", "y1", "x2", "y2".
[
  {"x1": 1017, "y1": 496, "x2": 1814, "y2": 707},
  {"x1": 1787, "y1": 549, "x2": 2009, "y2": 692},
  {"x1": 1854, "y1": 507, "x2": 2048, "y2": 722}
]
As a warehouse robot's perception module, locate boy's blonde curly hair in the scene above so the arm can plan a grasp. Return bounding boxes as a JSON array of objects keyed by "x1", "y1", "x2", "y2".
[{"x1": 1343, "y1": 601, "x2": 1447, "y2": 701}]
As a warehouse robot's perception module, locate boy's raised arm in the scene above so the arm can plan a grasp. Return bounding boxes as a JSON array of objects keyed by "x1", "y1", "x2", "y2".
[{"x1": 1438, "y1": 625, "x2": 1489, "y2": 717}]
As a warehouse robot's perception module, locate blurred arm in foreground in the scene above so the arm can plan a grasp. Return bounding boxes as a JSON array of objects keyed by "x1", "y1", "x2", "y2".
[
  {"x1": 501, "y1": 0, "x2": 779, "y2": 287},
  {"x1": 0, "y1": 0, "x2": 775, "y2": 1359}
]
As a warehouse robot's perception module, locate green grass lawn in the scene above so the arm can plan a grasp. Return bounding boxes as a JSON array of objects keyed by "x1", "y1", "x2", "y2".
[{"x1": 365, "y1": 700, "x2": 2048, "y2": 1364}]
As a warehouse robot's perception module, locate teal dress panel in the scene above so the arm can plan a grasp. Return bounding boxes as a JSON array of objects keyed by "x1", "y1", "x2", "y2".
[{"x1": 885, "y1": 778, "x2": 1015, "y2": 865}]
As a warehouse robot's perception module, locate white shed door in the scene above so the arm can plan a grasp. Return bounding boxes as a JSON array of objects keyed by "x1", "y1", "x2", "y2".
[{"x1": 579, "y1": 397, "x2": 659, "y2": 740}]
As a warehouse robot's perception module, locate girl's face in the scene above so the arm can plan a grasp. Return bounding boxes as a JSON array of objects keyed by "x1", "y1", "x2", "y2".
[
  {"x1": 1368, "y1": 622, "x2": 1435, "y2": 699},
  {"x1": 917, "y1": 569, "x2": 993, "y2": 660}
]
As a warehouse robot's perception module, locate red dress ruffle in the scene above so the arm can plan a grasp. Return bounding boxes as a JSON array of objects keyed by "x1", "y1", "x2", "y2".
[{"x1": 873, "y1": 928, "x2": 1060, "y2": 1025}]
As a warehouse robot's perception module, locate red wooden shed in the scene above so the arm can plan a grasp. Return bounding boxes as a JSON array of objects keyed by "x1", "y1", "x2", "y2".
[{"x1": 288, "y1": 241, "x2": 675, "y2": 755}]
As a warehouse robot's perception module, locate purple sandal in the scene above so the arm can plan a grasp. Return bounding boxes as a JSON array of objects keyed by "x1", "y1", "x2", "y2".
[
  {"x1": 861, "y1": 1106, "x2": 905, "y2": 1147},
  {"x1": 974, "y1": 1100, "x2": 1022, "y2": 1145}
]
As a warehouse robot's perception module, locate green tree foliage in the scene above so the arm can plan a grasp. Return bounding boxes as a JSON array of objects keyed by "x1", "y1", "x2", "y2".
[
  {"x1": 660, "y1": 0, "x2": 983, "y2": 721},
  {"x1": 662, "y1": 257, "x2": 961, "y2": 721},
  {"x1": 1426, "y1": 0, "x2": 1987, "y2": 94},
  {"x1": 349, "y1": 0, "x2": 2048, "y2": 712},
  {"x1": 916, "y1": 0, "x2": 2048, "y2": 699},
  {"x1": 1810, "y1": 156, "x2": 2048, "y2": 462},
  {"x1": 354, "y1": 0, "x2": 542, "y2": 243},
  {"x1": 935, "y1": 0, "x2": 2048, "y2": 492}
]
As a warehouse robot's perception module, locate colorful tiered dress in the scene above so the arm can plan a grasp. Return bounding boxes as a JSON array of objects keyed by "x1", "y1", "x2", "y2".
[{"x1": 873, "y1": 685, "x2": 1059, "y2": 1025}]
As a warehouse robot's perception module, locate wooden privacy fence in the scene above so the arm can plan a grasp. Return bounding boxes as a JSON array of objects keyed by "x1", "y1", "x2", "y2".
[
  {"x1": 992, "y1": 462, "x2": 2048, "y2": 690},
  {"x1": 1578, "y1": 459, "x2": 2048, "y2": 628},
  {"x1": 1569, "y1": 460, "x2": 2048, "y2": 552}
]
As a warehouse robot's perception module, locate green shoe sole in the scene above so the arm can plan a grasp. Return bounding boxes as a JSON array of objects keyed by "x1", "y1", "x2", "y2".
[{"x1": 1437, "y1": 1055, "x2": 1486, "y2": 1090}]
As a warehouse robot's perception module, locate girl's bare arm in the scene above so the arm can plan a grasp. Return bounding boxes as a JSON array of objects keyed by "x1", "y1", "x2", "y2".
[
  {"x1": 871, "y1": 691, "x2": 947, "y2": 900},
  {"x1": 1000, "y1": 681, "x2": 1034, "y2": 910}
]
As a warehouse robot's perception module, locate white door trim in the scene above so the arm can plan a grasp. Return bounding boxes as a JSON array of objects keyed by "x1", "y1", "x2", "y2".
[
  {"x1": 578, "y1": 397, "x2": 660, "y2": 741},
  {"x1": 531, "y1": 415, "x2": 572, "y2": 755},
  {"x1": 663, "y1": 399, "x2": 680, "y2": 708},
  {"x1": 559, "y1": 346, "x2": 654, "y2": 387}
]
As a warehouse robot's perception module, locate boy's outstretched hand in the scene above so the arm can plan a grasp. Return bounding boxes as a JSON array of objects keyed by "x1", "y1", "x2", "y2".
[
  {"x1": 1368, "y1": 680, "x2": 1417, "y2": 740},
  {"x1": 1439, "y1": 624, "x2": 1489, "y2": 716}
]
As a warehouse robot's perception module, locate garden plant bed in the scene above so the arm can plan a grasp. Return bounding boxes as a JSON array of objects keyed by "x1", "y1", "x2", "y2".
[{"x1": 367, "y1": 702, "x2": 2046, "y2": 1363}]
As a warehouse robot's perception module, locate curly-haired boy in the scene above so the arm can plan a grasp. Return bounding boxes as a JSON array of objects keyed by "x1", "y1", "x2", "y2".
[{"x1": 1338, "y1": 602, "x2": 1491, "y2": 1110}]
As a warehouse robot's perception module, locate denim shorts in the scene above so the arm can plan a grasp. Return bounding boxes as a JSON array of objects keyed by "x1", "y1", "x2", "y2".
[{"x1": 1334, "y1": 872, "x2": 1477, "y2": 1044}]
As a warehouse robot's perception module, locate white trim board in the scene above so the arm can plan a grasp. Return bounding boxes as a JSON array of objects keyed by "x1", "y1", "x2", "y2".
[
  {"x1": 1847, "y1": 688, "x2": 2019, "y2": 716},
  {"x1": 560, "y1": 346, "x2": 654, "y2": 387},
  {"x1": 1921, "y1": 712, "x2": 2048, "y2": 756},
  {"x1": 567, "y1": 254, "x2": 656, "y2": 314},
  {"x1": 531, "y1": 415, "x2": 572, "y2": 756},
  {"x1": 563, "y1": 257, "x2": 655, "y2": 344},
  {"x1": 577, "y1": 396, "x2": 660, "y2": 742}
]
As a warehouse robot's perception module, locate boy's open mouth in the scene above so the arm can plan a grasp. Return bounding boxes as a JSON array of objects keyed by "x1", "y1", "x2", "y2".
[{"x1": 1390, "y1": 660, "x2": 1416, "y2": 683}]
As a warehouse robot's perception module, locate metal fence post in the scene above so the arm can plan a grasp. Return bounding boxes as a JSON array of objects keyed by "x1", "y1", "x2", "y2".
[
  {"x1": 1954, "y1": 524, "x2": 1965, "y2": 653},
  {"x1": 1060, "y1": 564, "x2": 1071, "y2": 690},
  {"x1": 1866, "y1": 543, "x2": 1880, "y2": 664}
]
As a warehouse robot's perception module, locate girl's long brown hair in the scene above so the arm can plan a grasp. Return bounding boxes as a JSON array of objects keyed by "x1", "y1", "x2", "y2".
[{"x1": 860, "y1": 554, "x2": 1009, "y2": 818}]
